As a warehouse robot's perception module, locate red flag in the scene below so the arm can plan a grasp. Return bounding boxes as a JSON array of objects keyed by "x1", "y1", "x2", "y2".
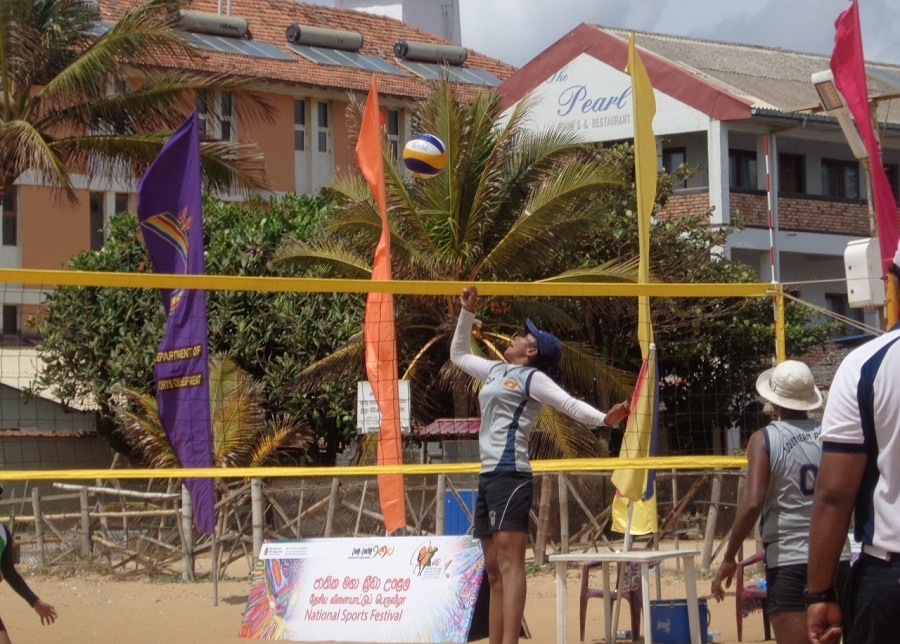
[
  {"x1": 357, "y1": 78, "x2": 406, "y2": 533},
  {"x1": 831, "y1": 0, "x2": 900, "y2": 274}
]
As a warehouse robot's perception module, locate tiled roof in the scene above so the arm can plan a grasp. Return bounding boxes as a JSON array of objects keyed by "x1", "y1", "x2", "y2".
[
  {"x1": 602, "y1": 26, "x2": 900, "y2": 123},
  {"x1": 417, "y1": 417, "x2": 480, "y2": 437},
  {"x1": 99, "y1": 0, "x2": 515, "y2": 99}
]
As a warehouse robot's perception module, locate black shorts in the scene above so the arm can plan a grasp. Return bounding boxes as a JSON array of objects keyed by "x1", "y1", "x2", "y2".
[
  {"x1": 765, "y1": 563, "x2": 807, "y2": 613},
  {"x1": 765, "y1": 560, "x2": 851, "y2": 614},
  {"x1": 473, "y1": 471, "x2": 533, "y2": 538}
]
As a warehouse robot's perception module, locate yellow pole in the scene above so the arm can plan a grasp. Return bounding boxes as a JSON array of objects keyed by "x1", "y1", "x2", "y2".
[
  {"x1": 774, "y1": 285, "x2": 786, "y2": 363},
  {"x1": 886, "y1": 273, "x2": 898, "y2": 329}
]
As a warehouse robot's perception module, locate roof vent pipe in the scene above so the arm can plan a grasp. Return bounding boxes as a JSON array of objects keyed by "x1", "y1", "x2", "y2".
[
  {"x1": 394, "y1": 40, "x2": 467, "y2": 65},
  {"x1": 175, "y1": 10, "x2": 249, "y2": 38},
  {"x1": 285, "y1": 25, "x2": 364, "y2": 51}
]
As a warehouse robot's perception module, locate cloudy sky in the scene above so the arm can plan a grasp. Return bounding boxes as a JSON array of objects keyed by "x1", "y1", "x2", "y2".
[{"x1": 458, "y1": 0, "x2": 900, "y2": 67}]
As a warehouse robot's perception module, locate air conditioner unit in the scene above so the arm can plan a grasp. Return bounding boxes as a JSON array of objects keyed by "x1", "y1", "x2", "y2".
[
  {"x1": 176, "y1": 10, "x2": 249, "y2": 39},
  {"x1": 285, "y1": 25, "x2": 363, "y2": 51},
  {"x1": 394, "y1": 40, "x2": 467, "y2": 66},
  {"x1": 844, "y1": 238, "x2": 885, "y2": 307}
]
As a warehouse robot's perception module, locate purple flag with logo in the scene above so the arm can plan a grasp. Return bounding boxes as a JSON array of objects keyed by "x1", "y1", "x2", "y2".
[{"x1": 136, "y1": 111, "x2": 215, "y2": 534}]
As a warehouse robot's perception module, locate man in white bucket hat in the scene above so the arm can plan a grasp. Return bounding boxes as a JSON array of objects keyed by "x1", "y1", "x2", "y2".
[
  {"x1": 807, "y1": 246, "x2": 900, "y2": 644},
  {"x1": 712, "y1": 360, "x2": 850, "y2": 644}
]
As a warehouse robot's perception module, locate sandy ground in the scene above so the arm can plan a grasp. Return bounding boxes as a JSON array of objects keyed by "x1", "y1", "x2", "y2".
[{"x1": 0, "y1": 545, "x2": 772, "y2": 644}]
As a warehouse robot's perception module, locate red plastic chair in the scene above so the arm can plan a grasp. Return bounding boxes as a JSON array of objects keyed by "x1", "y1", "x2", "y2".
[
  {"x1": 579, "y1": 558, "x2": 652, "y2": 642},
  {"x1": 735, "y1": 550, "x2": 772, "y2": 642}
]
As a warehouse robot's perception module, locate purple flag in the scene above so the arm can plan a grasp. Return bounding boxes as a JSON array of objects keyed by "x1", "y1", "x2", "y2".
[{"x1": 136, "y1": 111, "x2": 215, "y2": 534}]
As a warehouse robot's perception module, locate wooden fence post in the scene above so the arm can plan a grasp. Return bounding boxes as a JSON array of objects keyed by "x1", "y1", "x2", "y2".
[
  {"x1": 80, "y1": 488, "x2": 91, "y2": 558},
  {"x1": 31, "y1": 487, "x2": 44, "y2": 567},
  {"x1": 435, "y1": 474, "x2": 446, "y2": 536},
  {"x1": 324, "y1": 478, "x2": 340, "y2": 537},
  {"x1": 181, "y1": 485, "x2": 194, "y2": 581},
  {"x1": 533, "y1": 475, "x2": 553, "y2": 566},
  {"x1": 701, "y1": 471, "x2": 723, "y2": 571},
  {"x1": 557, "y1": 473, "x2": 569, "y2": 554},
  {"x1": 251, "y1": 478, "x2": 263, "y2": 559}
]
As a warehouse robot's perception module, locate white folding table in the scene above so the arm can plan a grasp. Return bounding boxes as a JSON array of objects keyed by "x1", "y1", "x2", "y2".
[{"x1": 548, "y1": 548, "x2": 702, "y2": 644}]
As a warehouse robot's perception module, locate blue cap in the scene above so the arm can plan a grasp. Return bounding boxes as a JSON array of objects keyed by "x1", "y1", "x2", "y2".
[{"x1": 525, "y1": 319, "x2": 562, "y2": 374}]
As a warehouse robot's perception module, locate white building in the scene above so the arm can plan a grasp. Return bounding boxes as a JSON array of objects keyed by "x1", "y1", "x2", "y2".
[{"x1": 499, "y1": 24, "x2": 900, "y2": 332}]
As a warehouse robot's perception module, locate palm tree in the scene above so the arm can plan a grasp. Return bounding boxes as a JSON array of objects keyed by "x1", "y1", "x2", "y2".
[
  {"x1": 0, "y1": 0, "x2": 271, "y2": 204},
  {"x1": 271, "y1": 81, "x2": 638, "y2": 458},
  {"x1": 112, "y1": 354, "x2": 312, "y2": 468}
]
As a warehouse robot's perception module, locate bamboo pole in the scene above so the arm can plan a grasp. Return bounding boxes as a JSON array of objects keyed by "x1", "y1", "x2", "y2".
[{"x1": 53, "y1": 482, "x2": 179, "y2": 500}]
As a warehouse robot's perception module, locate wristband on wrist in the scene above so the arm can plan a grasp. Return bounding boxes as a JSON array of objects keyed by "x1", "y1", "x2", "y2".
[{"x1": 803, "y1": 586, "x2": 838, "y2": 605}]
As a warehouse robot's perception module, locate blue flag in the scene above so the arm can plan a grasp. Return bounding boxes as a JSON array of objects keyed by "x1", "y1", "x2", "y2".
[{"x1": 136, "y1": 111, "x2": 215, "y2": 534}]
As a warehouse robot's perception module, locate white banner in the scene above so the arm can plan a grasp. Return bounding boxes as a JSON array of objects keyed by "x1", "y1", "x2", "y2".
[
  {"x1": 240, "y1": 535, "x2": 485, "y2": 642},
  {"x1": 356, "y1": 380, "x2": 411, "y2": 434}
]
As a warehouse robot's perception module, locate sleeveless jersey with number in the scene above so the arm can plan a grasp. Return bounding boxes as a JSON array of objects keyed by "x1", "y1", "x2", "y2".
[
  {"x1": 760, "y1": 419, "x2": 822, "y2": 567},
  {"x1": 478, "y1": 362, "x2": 540, "y2": 474}
]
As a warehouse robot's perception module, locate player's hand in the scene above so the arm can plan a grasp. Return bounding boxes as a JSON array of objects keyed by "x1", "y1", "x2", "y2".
[
  {"x1": 808, "y1": 601, "x2": 843, "y2": 644},
  {"x1": 710, "y1": 560, "x2": 736, "y2": 602},
  {"x1": 604, "y1": 401, "x2": 630, "y2": 426},
  {"x1": 460, "y1": 286, "x2": 478, "y2": 313},
  {"x1": 33, "y1": 599, "x2": 57, "y2": 625}
]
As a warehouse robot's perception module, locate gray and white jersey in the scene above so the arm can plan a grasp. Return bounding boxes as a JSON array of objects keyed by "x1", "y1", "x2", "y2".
[
  {"x1": 761, "y1": 419, "x2": 849, "y2": 566},
  {"x1": 450, "y1": 309, "x2": 609, "y2": 474}
]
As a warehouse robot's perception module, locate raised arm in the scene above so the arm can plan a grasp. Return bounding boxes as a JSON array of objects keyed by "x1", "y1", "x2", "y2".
[
  {"x1": 450, "y1": 287, "x2": 494, "y2": 380},
  {"x1": 528, "y1": 370, "x2": 629, "y2": 427}
]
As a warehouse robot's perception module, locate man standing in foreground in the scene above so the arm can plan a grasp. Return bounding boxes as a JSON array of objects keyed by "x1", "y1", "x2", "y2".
[{"x1": 806, "y1": 255, "x2": 900, "y2": 644}]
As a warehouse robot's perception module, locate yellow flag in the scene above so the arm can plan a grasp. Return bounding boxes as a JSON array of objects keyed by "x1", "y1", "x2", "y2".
[
  {"x1": 611, "y1": 35, "x2": 659, "y2": 534},
  {"x1": 628, "y1": 32, "x2": 657, "y2": 359},
  {"x1": 611, "y1": 344, "x2": 659, "y2": 500}
]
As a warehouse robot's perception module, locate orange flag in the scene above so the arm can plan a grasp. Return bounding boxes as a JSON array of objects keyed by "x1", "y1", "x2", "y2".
[{"x1": 357, "y1": 78, "x2": 406, "y2": 533}]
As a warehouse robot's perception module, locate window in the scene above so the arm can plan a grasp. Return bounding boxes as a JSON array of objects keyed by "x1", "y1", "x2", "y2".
[
  {"x1": 387, "y1": 109, "x2": 401, "y2": 161},
  {"x1": 825, "y1": 292, "x2": 864, "y2": 337},
  {"x1": 220, "y1": 91, "x2": 233, "y2": 141},
  {"x1": 196, "y1": 92, "x2": 234, "y2": 141},
  {"x1": 821, "y1": 158, "x2": 860, "y2": 199},
  {"x1": 779, "y1": 153, "x2": 806, "y2": 194},
  {"x1": 2, "y1": 189, "x2": 16, "y2": 247},
  {"x1": 317, "y1": 101, "x2": 330, "y2": 153},
  {"x1": 90, "y1": 192, "x2": 105, "y2": 251},
  {"x1": 729, "y1": 149, "x2": 757, "y2": 190},
  {"x1": 293, "y1": 99, "x2": 306, "y2": 152},
  {"x1": 2, "y1": 305, "x2": 16, "y2": 335},
  {"x1": 114, "y1": 193, "x2": 129, "y2": 215},
  {"x1": 662, "y1": 147, "x2": 687, "y2": 188}
]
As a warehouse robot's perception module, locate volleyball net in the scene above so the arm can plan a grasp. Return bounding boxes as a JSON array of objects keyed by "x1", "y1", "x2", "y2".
[{"x1": 0, "y1": 267, "x2": 796, "y2": 484}]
